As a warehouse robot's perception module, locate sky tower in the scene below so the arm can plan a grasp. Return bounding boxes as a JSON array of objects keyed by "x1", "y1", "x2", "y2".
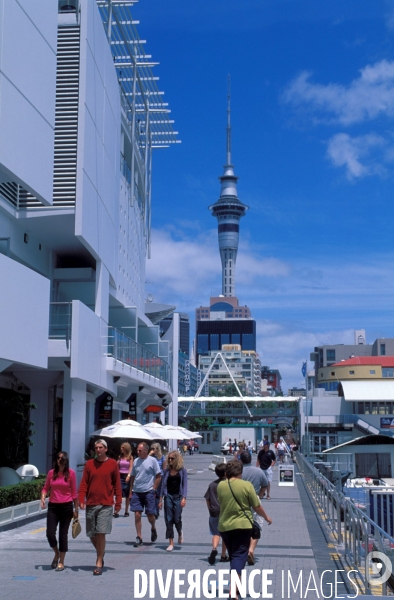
[{"x1": 209, "y1": 77, "x2": 248, "y2": 297}]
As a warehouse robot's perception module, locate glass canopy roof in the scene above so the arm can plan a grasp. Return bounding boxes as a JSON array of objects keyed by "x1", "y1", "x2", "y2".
[{"x1": 96, "y1": 0, "x2": 180, "y2": 149}]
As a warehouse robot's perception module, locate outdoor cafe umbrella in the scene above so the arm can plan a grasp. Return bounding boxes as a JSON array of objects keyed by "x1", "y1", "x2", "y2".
[
  {"x1": 143, "y1": 422, "x2": 184, "y2": 441},
  {"x1": 171, "y1": 425, "x2": 202, "y2": 439},
  {"x1": 144, "y1": 423, "x2": 202, "y2": 440},
  {"x1": 91, "y1": 419, "x2": 156, "y2": 440}
]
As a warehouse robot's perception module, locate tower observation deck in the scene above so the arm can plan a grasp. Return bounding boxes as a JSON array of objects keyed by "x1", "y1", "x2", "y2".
[{"x1": 209, "y1": 78, "x2": 248, "y2": 297}]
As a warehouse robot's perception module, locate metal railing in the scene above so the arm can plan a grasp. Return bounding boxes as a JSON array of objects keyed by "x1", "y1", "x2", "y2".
[
  {"x1": 49, "y1": 302, "x2": 72, "y2": 349},
  {"x1": 107, "y1": 327, "x2": 171, "y2": 387},
  {"x1": 178, "y1": 401, "x2": 297, "y2": 419},
  {"x1": 297, "y1": 452, "x2": 394, "y2": 595}
]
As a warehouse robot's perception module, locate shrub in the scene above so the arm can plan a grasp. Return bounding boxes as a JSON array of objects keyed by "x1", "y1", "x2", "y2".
[{"x1": 0, "y1": 476, "x2": 45, "y2": 510}]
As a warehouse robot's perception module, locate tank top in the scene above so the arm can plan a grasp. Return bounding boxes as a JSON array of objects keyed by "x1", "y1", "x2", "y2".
[{"x1": 118, "y1": 458, "x2": 130, "y2": 474}]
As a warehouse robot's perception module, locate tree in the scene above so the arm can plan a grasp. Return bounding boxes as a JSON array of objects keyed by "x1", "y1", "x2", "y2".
[
  {"x1": 186, "y1": 417, "x2": 214, "y2": 431},
  {"x1": 0, "y1": 393, "x2": 36, "y2": 468}
]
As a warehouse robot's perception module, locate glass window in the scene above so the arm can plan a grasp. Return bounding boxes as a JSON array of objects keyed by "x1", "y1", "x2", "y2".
[
  {"x1": 381, "y1": 344, "x2": 386, "y2": 356},
  {"x1": 364, "y1": 402, "x2": 371, "y2": 414},
  {"x1": 210, "y1": 334, "x2": 219, "y2": 351},
  {"x1": 383, "y1": 368, "x2": 394, "y2": 378},
  {"x1": 369, "y1": 370, "x2": 376, "y2": 375},
  {"x1": 232, "y1": 334, "x2": 240, "y2": 344},
  {"x1": 326, "y1": 349, "x2": 336, "y2": 362},
  {"x1": 372, "y1": 402, "x2": 378, "y2": 414},
  {"x1": 331, "y1": 371, "x2": 335, "y2": 376},
  {"x1": 349, "y1": 370, "x2": 355, "y2": 375},
  {"x1": 197, "y1": 334, "x2": 208, "y2": 354}
]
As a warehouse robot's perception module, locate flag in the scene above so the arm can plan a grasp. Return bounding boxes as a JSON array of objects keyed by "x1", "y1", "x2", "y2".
[{"x1": 301, "y1": 361, "x2": 307, "y2": 378}]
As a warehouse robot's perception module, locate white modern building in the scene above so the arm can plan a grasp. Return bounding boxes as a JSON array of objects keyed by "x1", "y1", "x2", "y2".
[{"x1": 0, "y1": 0, "x2": 179, "y2": 474}]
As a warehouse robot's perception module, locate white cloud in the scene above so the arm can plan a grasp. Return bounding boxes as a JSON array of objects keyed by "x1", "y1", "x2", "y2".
[
  {"x1": 326, "y1": 132, "x2": 387, "y2": 179},
  {"x1": 147, "y1": 227, "x2": 394, "y2": 390},
  {"x1": 283, "y1": 60, "x2": 394, "y2": 126},
  {"x1": 385, "y1": 0, "x2": 394, "y2": 31}
]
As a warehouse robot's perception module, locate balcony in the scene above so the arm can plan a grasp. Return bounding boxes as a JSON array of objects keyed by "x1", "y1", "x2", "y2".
[
  {"x1": 107, "y1": 327, "x2": 171, "y2": 388},
  {"x1": 49, "y1": 302, "x2": 72, "y2": 349}
]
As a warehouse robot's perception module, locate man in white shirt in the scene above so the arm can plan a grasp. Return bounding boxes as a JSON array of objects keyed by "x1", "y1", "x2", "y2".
[{"x1": 129, "y1": 442, "x2": 162, "y2": 547}]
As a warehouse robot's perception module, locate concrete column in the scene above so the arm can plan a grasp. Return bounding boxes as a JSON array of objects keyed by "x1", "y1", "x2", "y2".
[
  {"x1": 168, "y1": 313, "x2": 179, "y2": 450},
  {"x1": 95, "y1": 260, "x2": 109, "y2": 321},
  {"x1": 16, "y1": 371, "x2": 60, "y2": 473},
  {"x1": 63, "y1": 371, "x2": 87, "y2": 478}
]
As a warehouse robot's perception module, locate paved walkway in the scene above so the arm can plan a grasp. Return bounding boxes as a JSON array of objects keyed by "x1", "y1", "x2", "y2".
[{"x1": 0, "y1": 455, "x2": 357, "y2": 599}]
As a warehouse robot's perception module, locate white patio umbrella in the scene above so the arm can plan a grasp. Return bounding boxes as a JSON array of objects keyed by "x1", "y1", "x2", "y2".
[
  {"x1": 91, "y1": 420, "x2": 155, "y2": 440},
  {"x1": 143, "y1": 422, "x2": 184, "y2": 441},
  {"x1": 173, "y1": 425, "x2": 202, "y2": 439},
  {"x1": 144, "y1": 423, "x2": 202, "y2": 440}
]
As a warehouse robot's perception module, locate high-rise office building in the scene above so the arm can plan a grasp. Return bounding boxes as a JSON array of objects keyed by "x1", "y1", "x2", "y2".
[
  {"x1": 0, "y1": 0, "x2": 178, "y2": 472},
  {"x1": 160, "y1": 313, "x2": 190, "y2": 358}
]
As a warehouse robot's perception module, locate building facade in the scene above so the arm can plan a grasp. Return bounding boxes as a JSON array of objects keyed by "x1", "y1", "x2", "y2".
[
  {"x1": 0, "y1": 0, "x2": 178, "y2": 473},
  {"x1": 160, "y1": 313, "x2": 190, "y2": 357},
  {"x1": 199, "y1": 345, "x2": 262, "y2": 396}
]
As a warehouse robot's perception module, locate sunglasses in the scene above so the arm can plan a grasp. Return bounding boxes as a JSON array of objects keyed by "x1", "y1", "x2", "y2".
[{"x1": 168, "y1": 457, "x2": 174, "y2": 460}]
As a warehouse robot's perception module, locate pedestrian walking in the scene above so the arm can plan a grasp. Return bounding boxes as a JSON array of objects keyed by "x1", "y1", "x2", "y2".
[
  {"x1": 256, "y1": 441, "x2": 276, "y2": 500},
  {"x1": 218, "y1": 460, "x2": 272, "y2": 600},
  {"x1": 204, "y1": 462, "x2": 229, "y2": 565},
  {"x1": 159, "y1": 450, "x2": 188, "y2": 552},
  {"x1": 129, "y1": 442, "x2": 162, "y2": 547},
  {"x1": 117, "y1": 442, "x2": 133, "y2": 517},
  {"x1": 78, "y1": 439, "x2": 122, "y2": 575},
  {"x1": 247, "y1": 441, "x2": 253, "y2": 456},
  {"x1": 149, "y1": 442, "x2": 166, "y2": 518},
  {"x1": 233, "y1": 441, "x2": 246, "y2": 460},
  {"x1": 41, "y1": 451, "x2": 79, "y2": 571},
  {"x1": 277, "y1": 438, "x2": 286, "y2": 463},
  {"x1": 239, "y1": 450, "x2": 268, "y2": 565}
]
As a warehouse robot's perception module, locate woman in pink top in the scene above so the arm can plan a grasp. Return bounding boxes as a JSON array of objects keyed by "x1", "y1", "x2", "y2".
[
  {"x1": 116, "y1": 442, "x2": 133, "y2": 516},
  {"x1": 41, "y1": 451, "x2": 79, "y2": 571}
]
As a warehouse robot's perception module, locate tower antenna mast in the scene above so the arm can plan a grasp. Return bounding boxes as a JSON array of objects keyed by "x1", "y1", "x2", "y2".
[{"x1": 227, "y1": 74, "x2": 231, "y2": 165}]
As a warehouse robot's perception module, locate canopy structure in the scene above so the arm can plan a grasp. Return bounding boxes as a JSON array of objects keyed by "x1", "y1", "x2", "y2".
[
  {"x1": 96, "y1": 1, "x2": 179, "y2": 149},
  {"x1": 340, "y1": 380, "x2": 394, "y2": 401},
  {"x1": 178, "y1": 397, "x2": 301, "y2": 402}
]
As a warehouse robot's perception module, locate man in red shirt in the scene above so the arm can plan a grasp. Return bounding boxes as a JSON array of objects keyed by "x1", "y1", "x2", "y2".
[{"x1": 79, "y1": 439, "x2": 122, "y2": 575}]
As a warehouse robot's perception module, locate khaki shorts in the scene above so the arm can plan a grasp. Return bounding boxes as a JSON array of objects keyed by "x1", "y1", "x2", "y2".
[
  {"x1": 86, "y1": 505, "x2": 113, "y2": 537},
  {"x1": 252, "y1": 501, "x2": 265, "y2": 528}
]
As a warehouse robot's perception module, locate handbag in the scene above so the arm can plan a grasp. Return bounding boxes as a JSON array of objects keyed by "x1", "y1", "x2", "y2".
[
  {"x1": 228, "y1": 480, "x2": 262, "y2": 540},
  {"x1": 71, "y1": 517, "x2": 81, "y2": 539}
]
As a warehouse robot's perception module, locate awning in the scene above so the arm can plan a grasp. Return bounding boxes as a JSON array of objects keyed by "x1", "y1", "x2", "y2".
[{"x1": 340, "y1": 380, "x2": 394, "y2": 401}]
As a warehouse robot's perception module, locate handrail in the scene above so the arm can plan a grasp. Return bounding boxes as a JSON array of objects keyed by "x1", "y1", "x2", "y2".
[
  {"x1": 107, "y1": 326, "x2": 171, "y2": 388},
  {"x1": 49, "y1": 302, "x2": 72, "y2": 349},
  {"x1": 297, "y1": 452, "x2": 394, "y2": 595}
]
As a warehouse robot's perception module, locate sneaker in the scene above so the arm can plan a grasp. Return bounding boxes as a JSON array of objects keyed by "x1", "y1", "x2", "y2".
[
  {"x1": 134, "y1": 536, "x2": 143, "y2": 547},
  {"x1": 178, "y1": 531, "x2": 184, "y2": 544},
  {"x1": 151, "y1": 528, "x2": 158, "y2": 543},
  {"x1": 208, "y1": 549, "x2": 218, "y2": 565}
]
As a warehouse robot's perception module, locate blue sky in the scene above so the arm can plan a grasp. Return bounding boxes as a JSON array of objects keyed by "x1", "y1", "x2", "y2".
[{"x1": 133, "y1": 0, "x2": 394, "y2": 391}]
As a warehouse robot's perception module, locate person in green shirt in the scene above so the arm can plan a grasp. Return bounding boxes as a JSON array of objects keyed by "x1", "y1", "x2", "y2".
[{"x1": 218, "y1": 460, "x2": 272, "y2": 600}]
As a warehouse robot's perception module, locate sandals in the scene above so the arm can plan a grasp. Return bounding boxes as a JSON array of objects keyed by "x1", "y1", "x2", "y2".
[
  {"x1": 220, "y1": 555, "x2": 230, "y2": 562},
  {"x1": 55, "y1": 564, "x2": 65, "y2": 572},
  {"x1": 51, "y1": 557, "x2": 59, "y2": 569},
  {"x1": 93, "y1": 567, "x2": 103, "y2": 576}
]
